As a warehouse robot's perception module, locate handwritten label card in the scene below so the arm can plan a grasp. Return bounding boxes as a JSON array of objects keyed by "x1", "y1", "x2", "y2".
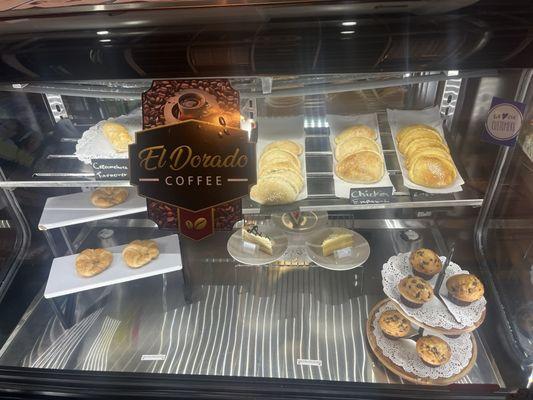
[
  {"x1": 92, "y1": 158, "x2": 129, "y2": 180},
  {"x1": 349, "y1": 187, "x2": 393, "y2": 205},
  {"x1": 410, "y1": 190, "x2": 454, "y2": 202}
]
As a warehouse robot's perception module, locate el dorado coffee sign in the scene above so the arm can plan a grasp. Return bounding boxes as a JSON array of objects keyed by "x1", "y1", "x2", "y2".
[
  {"x1": 130, "y1": 79, "x2": 256, "y2": 240},
  {"x1": 130, "y1": 121, "x2": 255, "y2": 211}
]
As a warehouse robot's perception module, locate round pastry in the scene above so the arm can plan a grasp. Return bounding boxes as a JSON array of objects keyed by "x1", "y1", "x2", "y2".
[
  {"x1": 404, "y1": 138, "x2": 450, "y2": 160},
  {"x1": 416, "y1": 335, "x2": 451, "y2": 367},
  {"x1": 335, "y1": 150, "x2": 384, "y2": 183},
  {"x1": 408, "y1": 156, "x2": 457, "y2": 188},
  {"x1": 259, "y1": 149, "x2": 300, "y2": 170},
  {"x1": 405, "y1": 147, "x2": 453, "y2": 169},
  {"x1": 398, "y1": 128, "x2": 442, "y2": 154},
  {"x1": 91, "y1": 187, "x2": 129, "y2": 208},
  {"x1": 335, "y1": 124, "x2": 377, "y2": 144},
  {"x1": 409, "y1": 248, "x2": 442, "y2": 280},
  {"x1": 378, "y1": 310, "x2": 412, "y2": 340},
  {"x1": 250, "y1": 176, "x2": 298, "y2": 205},
  {"x1": 397, "y1": 124, "x2": 437, "y2": 143},
  {"x1": 259, "y1": 160, "x2": 300, "y2": 176},
  {"x1": 75, "y1": 248, "x2": 113, "y2": 277},
  {"x1": 398, "y1": 275, "x2": 434, "y2": 308},
  {"x1": 446, "y1": 274, "x2": 484, "y2": 306},
  {"x1": 260, "y1": 169, "x2": 304, "y2": 192},
  {"x1": 263, "y1": 140, "x2": 303, "y2": 156},
  {"x1": 334, "y1": 136, "x2": 379, "y2": 161},
  {"x1": 122, "y1": 240, "x2": 160, "y2": 268}
]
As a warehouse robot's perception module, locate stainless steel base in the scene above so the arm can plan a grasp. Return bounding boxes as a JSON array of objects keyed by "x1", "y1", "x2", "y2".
[{"x1": 0, "y1": 220, "x2": 504, "y2": 386}]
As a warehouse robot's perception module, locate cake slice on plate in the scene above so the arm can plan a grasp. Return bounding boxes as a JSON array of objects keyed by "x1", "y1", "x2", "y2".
[
  {"x1": 321, "y1": 232, "x2": 353, "y2": 257},
  {"x1": 242, "y1": 225, "x2": 273, "y2": 255}
]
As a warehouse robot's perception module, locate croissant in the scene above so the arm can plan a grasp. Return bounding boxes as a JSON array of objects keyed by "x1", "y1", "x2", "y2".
[
  {"x1": 102, "y1": 122, "x2": 133, "y2": 153},
  {"x1": 122, "y1": 240, "x2": 160, "y2": 268}
]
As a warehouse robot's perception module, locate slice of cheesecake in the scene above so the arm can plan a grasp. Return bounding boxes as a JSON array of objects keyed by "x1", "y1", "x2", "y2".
[
  {"x1": 242, "y1": 226, "x2": 273, "y2": 255},
  {"x1": 321, "y1": 233, "x2": 353, "y2": 257}
]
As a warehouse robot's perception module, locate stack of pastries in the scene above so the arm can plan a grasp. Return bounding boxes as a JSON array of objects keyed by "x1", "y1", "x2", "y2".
[
  {"x1": 250, "y1": 140, "x2": 304, "y2": 205},
  {"x1": 333, "y1": 125, "x2": 385, "y2": 184},
  {"x1": 396, "y1": 124, "x2": 457, "y2": 188}
]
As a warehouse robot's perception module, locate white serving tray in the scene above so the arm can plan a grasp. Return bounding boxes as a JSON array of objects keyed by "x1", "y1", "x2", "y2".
[
  {"x1": 256, "y1": 116, "x2": 308, "y2": 201},
  {"x1": 44, "y1": 234, "x2": 182, "y2": 299},
  {"x1": 38, "y1": 190, "x2": 147, "y2": 230},
  {"x1": 386, "y1": 107, "x2": 464, "y2": 194},
  {"x1": 326, "y1": 113, "x2": 394, "y2": 198}
]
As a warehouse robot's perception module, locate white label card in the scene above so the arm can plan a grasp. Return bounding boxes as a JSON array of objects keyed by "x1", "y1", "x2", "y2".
[
  {"x1": 334, "y1": 246, "x2": 352, "y2": 260},
  {"x1": 297, "y1": 359, "x2": 322, "y2": 367},
  {"x1": 242, "y1": 240, "x2": 258, "y2": 254},
  {"x1": 141, "y1": 354, "x2": 166, "y2": 361}
]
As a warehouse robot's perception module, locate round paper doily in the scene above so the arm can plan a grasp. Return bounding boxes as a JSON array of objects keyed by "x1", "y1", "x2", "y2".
[
  {"x1": 366, "y1": 299, "x2": 477, "y2": 385},
  {"x1": 382, "y1": 253, "x2": 486, "y2": 331},
  {"x1": 75, "y1": 109, "x2": 141, "y2": 164}
]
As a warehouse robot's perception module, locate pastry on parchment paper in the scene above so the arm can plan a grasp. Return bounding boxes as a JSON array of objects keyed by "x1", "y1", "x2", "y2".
[
  {"x1": 335, "y1": 150, "x2": 384, "y2": 184},
  {"x1": 335, "y1": 124, "x2": 377, "y2": 143},
  {"x1": 263, "y1": 140, "x2": 303, "y2": 156},
  {"x1": 334, "y1": 136, "x2": 379, "y2": 162}
]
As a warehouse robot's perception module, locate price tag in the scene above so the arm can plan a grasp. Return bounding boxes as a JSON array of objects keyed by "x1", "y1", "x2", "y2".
[
  {"x1": 349, "y1": 187, "x2": 393, "y2": 205},
  {"x1": 334, "y1": 246, "x2": 353, "y2": 260},
  {"x1": 242, "y1": 240, "x2": 258, "y2": 254},
  {"x1": 92, "y1": 158, "x2": 129, "y2": 180}
]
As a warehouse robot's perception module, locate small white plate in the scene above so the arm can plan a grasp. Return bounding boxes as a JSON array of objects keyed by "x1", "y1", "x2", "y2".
[
  {"x1": 305, "y1": 227, "x2": 370, "y2": 271},
  {"x1": 227, "y1": 227, "x2": 288, "y2": 265},
  {"x1": 271, "y1": 211, "x2": 328, "y2": 234}
]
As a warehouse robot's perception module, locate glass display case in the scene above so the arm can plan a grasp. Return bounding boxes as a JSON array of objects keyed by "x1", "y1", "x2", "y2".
[{"x1": 0, "y1": 1, "x2": 532, "y2": 398}]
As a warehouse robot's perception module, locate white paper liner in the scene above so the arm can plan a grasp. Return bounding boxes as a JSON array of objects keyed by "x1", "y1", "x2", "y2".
[
  {"x1": 382, "y1": 253, "x2": 486, "y2": 330},
  {"x1": 386, "y1": 106, "x2": 464, "y2": 194},
  {"x1": 372, "y1": 302, "x2": 473, "y2": 379},
  {"x1": 256, "y1": 116, "x2": 308, "y2": 201},
  {"x1": 326, "y1": 113, "x2": 394, "y2": 199},
  {"x1": 75, "y1": 109, "x2": 142, "y2": 164}
]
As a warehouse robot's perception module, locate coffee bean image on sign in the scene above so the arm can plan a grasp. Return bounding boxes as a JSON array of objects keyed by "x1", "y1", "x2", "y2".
[{"x1": 129, "y1": 120, "x2": 257, "y2": 212}]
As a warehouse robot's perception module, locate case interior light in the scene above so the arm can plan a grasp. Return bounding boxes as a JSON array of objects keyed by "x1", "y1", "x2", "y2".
[
  {"x1": 342, "y1": 21, "x2": 357, "y2": 26},
  {"x1": 99, "y1": 39, "x2": 111, "y2": 43},
  {"x1": 448, "y1": 70, "x2": 459, "y2": 76},
  {"x1": 96, "y1": 30, "x2": 109, "y2": 35},
  {"x1": 341, "y1": 30, "x2": 355, "y2": 35}
]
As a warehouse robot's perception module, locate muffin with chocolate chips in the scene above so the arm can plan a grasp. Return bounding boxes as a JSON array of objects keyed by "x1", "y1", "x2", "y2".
[
  {"x1": 398, "y1": 275, "x2": 434, "y2": 308},
  {"x1": 446, "y1": 274, "x2": 484, "y2": 306},
  {"x1": 409, "y1": 248, "x2": 442, "y2": 280},
  {"x1": 416, "y1": 335, "x2": 451, "y2": 367},
  {"x1": 378, "y1": 310, "x2": 412, "y2": 340}
]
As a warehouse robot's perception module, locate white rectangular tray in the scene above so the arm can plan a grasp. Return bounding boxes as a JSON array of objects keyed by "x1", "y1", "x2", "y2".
[
  {"x1": 386, "y1": 107, "x2": 464, "y2": 194},
  {"x1": 44, "y1": 234, "x2": 182, "y2": 299},
  {"x1": 326, "y1": 113, "x2": 394, "y2": 199},
  {"x1": 38, "y1": 189, "x2": 147, "y2": 230},
  {"x1": 256, "y1": 115, "x2": 308, "y2": 201}
]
